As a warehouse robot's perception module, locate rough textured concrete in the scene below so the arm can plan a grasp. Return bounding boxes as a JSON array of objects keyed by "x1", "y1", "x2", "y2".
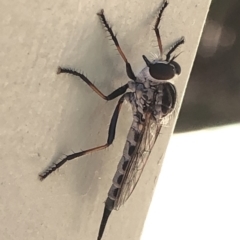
[{"x1": 0, "y1": 0, "x2": 211, "y2": 239}]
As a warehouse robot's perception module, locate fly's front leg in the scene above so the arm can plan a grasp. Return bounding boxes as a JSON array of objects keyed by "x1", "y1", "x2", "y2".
[
  {"x1": 154, "y1": 0, "x2": 169, "y2": 56},
  {"x1": 165, "y1": 37, "x2": 185, "y2": 61},
  {"x1": 97, "y1": 9, "x2": 136, "y2": 81},
  {"x1": 57, "y1": 67, "x2": 128, "y2": 100},
  {"x1": 39, "y1": 93, "x2": 130, "y2": 181},
  {"x1": 153, "y1": 1, "x2": 184, "y2": 61}
]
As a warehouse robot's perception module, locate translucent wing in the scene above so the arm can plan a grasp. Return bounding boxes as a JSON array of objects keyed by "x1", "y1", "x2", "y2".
[{"x1": 114, "y1": 113, "x2": 163, "y2": 210}]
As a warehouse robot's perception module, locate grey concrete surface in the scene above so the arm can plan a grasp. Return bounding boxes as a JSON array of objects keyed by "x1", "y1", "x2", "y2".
[{"x1": 0, "y1": 0, "x2": 211, "y2": 240}]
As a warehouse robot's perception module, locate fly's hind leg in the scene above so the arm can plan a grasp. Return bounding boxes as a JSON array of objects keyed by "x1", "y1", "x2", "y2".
[
  {"x1": 39, "y1": 93, "x2": 130, "y2": 181},
  {"x1": 57, "y1": 67, "x2": 128, "y2": 101},
  {"x1": 97, "y1": 9, "x2": 136, "y2": 81}
]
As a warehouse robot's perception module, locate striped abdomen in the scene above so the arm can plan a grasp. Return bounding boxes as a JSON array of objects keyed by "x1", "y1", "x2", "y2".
[{"x1": 106, "y1": 118, "x2": 143, "y2": 210}]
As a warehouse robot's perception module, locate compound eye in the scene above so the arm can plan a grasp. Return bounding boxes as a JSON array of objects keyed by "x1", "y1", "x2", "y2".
[
  {"x1": 149, "y1": 63, "x2": 175, "y2": 80},
  {"x1": 171, "y1": 61, "x2": 181, "y2": 75}
]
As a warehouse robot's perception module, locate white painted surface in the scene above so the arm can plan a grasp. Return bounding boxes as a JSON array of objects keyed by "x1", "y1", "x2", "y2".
[
  {"x1": 0, "y1": 0, "x2": 210, "y2": 239},
  {"x1": 142, "y1": 124, "x2": 240, "y2": 240}
]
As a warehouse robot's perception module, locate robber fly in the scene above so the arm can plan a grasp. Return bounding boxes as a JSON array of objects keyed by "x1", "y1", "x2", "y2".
[{"x1": 39, "y1": 1, "x2": 184, "y2": 239}]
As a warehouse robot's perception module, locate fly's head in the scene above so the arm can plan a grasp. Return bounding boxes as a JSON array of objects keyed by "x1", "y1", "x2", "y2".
[{"x1": 141, "y1": 55, "x2": 181, "y2": 84}]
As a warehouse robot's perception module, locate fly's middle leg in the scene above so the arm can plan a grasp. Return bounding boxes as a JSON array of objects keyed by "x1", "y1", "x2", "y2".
[
  {"x1": 38, "y1": 93, "x2": 129, "y2": 181},
  {"x1": 57, "y1": 67, "x2": 128, "y2": 100},
  {"x1": 97, "y1": 9, "x2": 136, "y2": 81}
]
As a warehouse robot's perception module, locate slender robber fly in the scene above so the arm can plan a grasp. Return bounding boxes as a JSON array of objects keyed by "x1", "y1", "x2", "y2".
[{"x1": 39, "y1": 1, "x2": 184, "y2": 239}]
